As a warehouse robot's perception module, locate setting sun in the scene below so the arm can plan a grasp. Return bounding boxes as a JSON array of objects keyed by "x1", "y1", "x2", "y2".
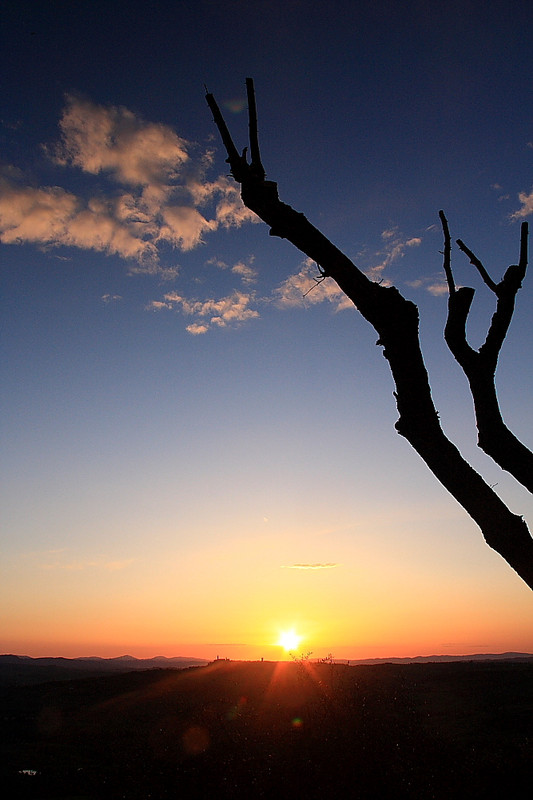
[{"x1": 277, "y1": 629, "x2": 302, "y2": 652}]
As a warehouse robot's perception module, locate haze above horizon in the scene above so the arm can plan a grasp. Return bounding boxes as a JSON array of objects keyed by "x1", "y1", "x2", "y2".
[{"x1": 1, "y1": 0, "x2": 532, "y2": 662}]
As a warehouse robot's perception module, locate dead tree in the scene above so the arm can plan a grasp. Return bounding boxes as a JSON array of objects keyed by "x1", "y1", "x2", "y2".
[
  {"x1": 440, "y1": 211, "x2": 533, "y2": 493},
  {"x1": 206, "y1": 79, "x2": 533, "y2": 590}
]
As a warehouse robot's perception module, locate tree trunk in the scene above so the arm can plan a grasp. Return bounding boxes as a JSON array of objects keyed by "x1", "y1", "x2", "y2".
[{"x1": 206, "y1": 80, "x2": 533, "y2": 590}]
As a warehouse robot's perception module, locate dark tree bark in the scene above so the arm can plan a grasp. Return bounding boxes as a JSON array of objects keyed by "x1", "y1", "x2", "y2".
[
  {"x1": 206, "y1": 79, "x2": 533, "y2": 590},
  {"x1": 440, "y1": 211, "x2": 533, "y2": 494}
]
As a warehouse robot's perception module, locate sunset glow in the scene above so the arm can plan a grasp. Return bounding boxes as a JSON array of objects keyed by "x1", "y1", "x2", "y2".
[
  {"x1": 277, "y1": 630, "x2": 303, "y2": 653},
  {"x1": 1, "y1": 1, "x2": 532, "y2": 663}
]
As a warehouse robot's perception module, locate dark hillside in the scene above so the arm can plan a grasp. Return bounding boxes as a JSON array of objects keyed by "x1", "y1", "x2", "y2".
[
  {"x1": 1, "y1": 660, "x2": 532, "y2": 798},
  {"x1": 0, "y1": 655, "x2": 208, "y2": 686}
]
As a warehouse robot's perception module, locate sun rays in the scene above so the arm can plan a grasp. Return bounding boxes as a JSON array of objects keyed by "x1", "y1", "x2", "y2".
[{"x1": 276, "y1": 629, "x2": 302, "y2": 653}]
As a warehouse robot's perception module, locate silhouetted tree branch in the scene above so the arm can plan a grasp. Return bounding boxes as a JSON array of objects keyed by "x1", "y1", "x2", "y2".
[
  {"x1": 206, "y1": 80, "x2": 533, "y2": 590},
  {"x1": 440, "y1": 211, "x2": 533, "y2": 494}
]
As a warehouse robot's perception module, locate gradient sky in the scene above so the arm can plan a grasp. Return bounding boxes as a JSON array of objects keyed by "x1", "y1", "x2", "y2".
[{"x1": 2, "y1": 0, "x2": 533, "y2": 661}]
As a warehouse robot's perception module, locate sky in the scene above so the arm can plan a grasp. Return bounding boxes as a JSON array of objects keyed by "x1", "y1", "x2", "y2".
[{"x1": 1, "y1": 0, "x2": 533, "y2": 661}]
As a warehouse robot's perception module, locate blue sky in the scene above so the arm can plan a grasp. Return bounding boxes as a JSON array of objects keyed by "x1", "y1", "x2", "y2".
[{"x1": 1, "y1": 0, "x2": 533, "y2": 659}]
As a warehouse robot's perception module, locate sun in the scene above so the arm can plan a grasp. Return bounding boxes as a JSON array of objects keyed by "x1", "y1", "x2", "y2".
[{"x1": 277, "y1": 629, "x2": 302, "y2": 653}]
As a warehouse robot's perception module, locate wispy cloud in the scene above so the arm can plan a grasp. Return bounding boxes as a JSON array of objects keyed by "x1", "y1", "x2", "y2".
[
  {"x1": 510, "y1": 187, "x2": 533, "y2": 220},
  {"x1": 147, "y1": 288, "x2": 260, "y2": 333},
  {"x1": 147, "y1": 226, "x2": 430, "y2": 333},
  {"x1": 203, "y1": 255, "x2": 258, "y2": 283},
  {"x1": 231, "y1": 258, "x2": 258, "y2": 284},
  {"x1": 406, "y1": 276, "x2": 448, "y2": 296},
  {"x1": 365, "y1": 227, "x2": 422, "y2": 283},
  {"x1": 281, "y1": 562, "x2": 339, "y2": 570},
  {"x1": 40, "y1": 556, "x2": 136, "y2": 571},
  {"x1": 273, "y1": 229, "x2": 423, "y2": 312},
  {"x1": 490, "y1": 183, "x2": 510, "y2": 202},
  {"x1": 0, "y1": 96, "x2": 256, "y2": 270},
  {"x1": 273, "y1": 230, "x2": 423, "y2": 312},
  {"x1": 274, "y1": 258, "x2": 353, "y2": 310}
]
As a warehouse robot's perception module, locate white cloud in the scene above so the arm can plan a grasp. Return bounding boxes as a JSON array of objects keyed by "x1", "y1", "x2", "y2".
[
  {"x1": 146, "y1": 300, "x2": 172, "y2": 311},
  {"x1": 186, "y1": 322, "x2": 210, "y2": 335},
  {"x1": 231, "y1": 259, "x2": 258, "y2": 284},
  {"x1": 406, "y1": 276, "x2": 448, "y2": 296},
  {"x1": 212, "y1": 178, "x2": 258, "y2": 228},
  {"x1": 159, "y1": 205, "x2": 217, "y2": 250},
  {"x1": 0, "y1": 178, "x2": 156, "y2": 261},
  {"x1": 0, "y1": 96, "x2": 256, "y2": 270},
  {"x1": 273, "y1": 233, "x2": 422, "y2": 312},
  {"x1": 65, "y1": 196, "x2": 158, "y2": 260},
  {"x1": 204, "y1": 255, "x2": 257, "y2": 282},
  {"x1": 52, "y1": 95, "x2": 189, "y2": 186},
  {"x1": 159, "y1": 289, "x2": 260, "y2": 333},
  {"x1": 274, "y1": 259, "x2": 353, "y2": 311},
  {"x1": 0, "y1": 179, "x2": 79, "y2": 244},
  {"x1": 426, "y1": 282, "x2": 449, "y2": 296},
  {"x1": 365, "y1": 228, "x2": 422, "y2": 282},
  {"x1": 510, "y1": 188, "x2": 533, "y2": 219}
]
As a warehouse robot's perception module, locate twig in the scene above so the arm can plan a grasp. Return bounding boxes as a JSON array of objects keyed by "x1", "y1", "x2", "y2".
[
  {"x1": 456, "y1": 238, "x2": 498, "y2": 293},
  {"x1": 246, "y1": 78, "x2": 265, "y2": 181},
  {"x1": 205, "y1": 89, "x2": 245, "y2": 181},
  {"x1": 519, "y1": 221, "x2": 528, "y2": 271},
  {"x1": 439, "y1": 210, "x2": 455, "y2": 294}
]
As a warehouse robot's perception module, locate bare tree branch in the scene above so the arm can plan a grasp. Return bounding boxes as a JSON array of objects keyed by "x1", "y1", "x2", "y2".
[
  {"x1": 439, "y1": 209, "x2": 455, "y2": 294},
  {"x1": 456, "y1": 238, "x2": 499, "y2": 293},
  {"x1": 441, "y1": 214, "x2": 533, "y2": 493},
  {"x1": 246, "y1": 77, "x2": 265, "y2": 181},
  {"x1": 205, "y1": 89, "x2": 247, "y2": 181},
  {"x1": 207, "y1": 80, "x2": 533, "y2": 589}
]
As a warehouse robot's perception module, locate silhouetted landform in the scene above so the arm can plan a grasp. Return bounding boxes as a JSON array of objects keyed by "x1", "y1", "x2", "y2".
[
  {"x1": 1, "y1": 659, "x2": 532, "y2": 798},
  {"x1": 0, "y1": 654, "x2": 208, "y2": 686},
  {"x1": 1, "y1": 652, "x2": 531, "y2": 687},
  {"x1": 345, "y1": 651, "x2": 533, "y2": 665}
]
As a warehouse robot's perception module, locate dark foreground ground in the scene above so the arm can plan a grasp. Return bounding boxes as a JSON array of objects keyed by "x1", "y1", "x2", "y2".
[{"x1": 1, "y1": 659, "x2": 532, "y2": 799}]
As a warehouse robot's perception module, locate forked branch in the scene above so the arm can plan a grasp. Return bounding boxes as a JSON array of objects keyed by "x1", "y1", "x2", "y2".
[
  {"x1": 440, "y1": 213, "x2": 532, "y2": 493},
  {"x1": 207, "y1": 80, "x2": 533, "y2": 588}
]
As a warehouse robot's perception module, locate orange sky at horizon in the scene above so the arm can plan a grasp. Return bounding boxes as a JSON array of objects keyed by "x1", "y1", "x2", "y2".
[
  {"x1": 2, "y1": 1, "x2": 533, "y2": 667},
  {"x1": 4, "y1": 522, "x2": 533, "y2": 663}
]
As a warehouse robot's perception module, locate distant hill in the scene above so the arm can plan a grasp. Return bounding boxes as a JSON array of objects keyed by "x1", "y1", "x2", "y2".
[
  {"x1": 0, "y1": 654, "x2": 209, "y2": 686},
  {"x1": 345, "y1": 652, "x2": 533, "y2": 665},
  {"x1": 1, "y1": 652, "x2": 531, "y2": 686}
]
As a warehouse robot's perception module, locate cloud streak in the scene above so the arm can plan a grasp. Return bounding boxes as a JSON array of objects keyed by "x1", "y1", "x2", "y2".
[
  {"x1": 406, "y1": 276, "x2": 448, "y2": 296},
  {"x1": 365, "y1": 227, "x2": 422, "y2": 283},
  {"x1": 281, "y1": 563, "x2": 339, "y2": 570},
  {"x1": 40, "y1": 556, "x2": 136, "y2": 571}
]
